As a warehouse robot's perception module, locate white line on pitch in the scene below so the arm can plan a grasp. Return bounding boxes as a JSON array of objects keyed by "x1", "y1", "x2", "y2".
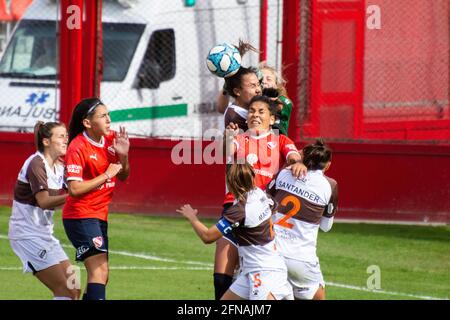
[
  {"x1": 0, "y1": 234, "x2": 212, "y2": 267},
  {"x1": 326, "y1": 282, "x2": 447, "y2": 300},
  {"x1": 0, "y1": 266, "x2": 211, "y2": 271},
  {"x1": 1, "y1": 235, "x2": 447, "y2": 300}
]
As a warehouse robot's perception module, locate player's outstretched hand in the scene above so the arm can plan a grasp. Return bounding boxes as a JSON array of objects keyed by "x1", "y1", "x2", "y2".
[
  {"x1": 286, "y1": 162, "x2": 307, "y2": 179},
  {"x1": 176, "y1": 204, "x2": 199, "y2": 220},
  {"x1": 113, "y1": 126, "x2": 130, "y2": 157}
]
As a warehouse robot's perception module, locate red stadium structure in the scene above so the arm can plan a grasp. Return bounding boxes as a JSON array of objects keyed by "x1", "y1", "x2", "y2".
[{"x1": 0, "y1": 0, "x2": 448, "y2": 224}]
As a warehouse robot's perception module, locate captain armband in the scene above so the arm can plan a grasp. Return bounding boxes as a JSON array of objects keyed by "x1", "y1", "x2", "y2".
[{"x1": 216, "y1": 218, "x2": 238, "y2": 235}]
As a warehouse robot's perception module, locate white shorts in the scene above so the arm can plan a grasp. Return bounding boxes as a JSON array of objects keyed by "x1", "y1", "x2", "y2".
[
  {"x1": 10, "y1": 237, "x2": 69, "y2": 274},
  {"x1": 284, "y1": 257, "x2": 325, "y2": 300},
  {"x1": 230, "y1": 270, "x2": 294, "y2": 300}
]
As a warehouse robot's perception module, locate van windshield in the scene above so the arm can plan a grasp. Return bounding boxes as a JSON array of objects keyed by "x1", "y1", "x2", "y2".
[{"x1": 0, "y1": 20, "x2": 145, "y2": 81}]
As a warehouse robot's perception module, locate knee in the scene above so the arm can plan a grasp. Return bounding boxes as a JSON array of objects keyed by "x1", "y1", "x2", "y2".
[
  {"x1": 87, "y1": 264, "x2": 109, "y2": 284},
  {"x1": 313, "y1": 286, "x2": 326, "y2": 300}
]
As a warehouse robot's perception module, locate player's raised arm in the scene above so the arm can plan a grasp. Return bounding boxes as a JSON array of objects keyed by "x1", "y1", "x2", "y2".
[{"x1": 177, "y1": 205, "x2": 223, "y2": 244}]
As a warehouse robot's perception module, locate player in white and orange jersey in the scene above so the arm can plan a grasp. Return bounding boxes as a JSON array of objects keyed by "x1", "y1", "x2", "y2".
[
  {"x1": 178, "y1": 162, "x2": 293, "y2": 300},
  {"x1": 268, "y1": 139, "x2": 338, "y2": 300}
]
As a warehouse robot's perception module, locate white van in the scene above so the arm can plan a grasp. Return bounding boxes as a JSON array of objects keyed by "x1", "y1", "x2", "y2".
[{"x1": 0, "y1": 0, "x2": 282, "y2": 138}]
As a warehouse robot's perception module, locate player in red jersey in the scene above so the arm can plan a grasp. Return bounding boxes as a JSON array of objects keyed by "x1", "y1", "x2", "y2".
[
  {"x1": 62, "y1": 98, "x2": 130, "y2": 300},
  {"x1": 213, "y1": 95, "x2": 307, "y2": 300}
]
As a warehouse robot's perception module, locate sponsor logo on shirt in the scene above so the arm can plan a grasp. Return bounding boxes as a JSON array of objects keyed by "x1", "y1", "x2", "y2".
[
  {"x1": 89, "y1": 154, "x2": 98, "y2": 161},
  {"x1": 67, "y1": 164, "x2": 82, "y2": 174},
  {"x1": 267, "y1": 142, "x2": 277, "y2": 150}
]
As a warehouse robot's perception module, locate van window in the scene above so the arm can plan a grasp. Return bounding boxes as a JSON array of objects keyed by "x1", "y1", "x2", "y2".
[
  {"x1": 0, "y1": 20, "x2": 56, "y2": 79},
  {"x1": 137, "y1": 29, "x2": 175, "y2": 88},
  {"x1": 103, "y1": 23, "x2": 145, "y2": 81},
  {"x1": 149, "y1": 29, "x2": 176, "y2": 81},
  {"x1": 0, "y1": 20, "x2": 145, "y2": 82}
]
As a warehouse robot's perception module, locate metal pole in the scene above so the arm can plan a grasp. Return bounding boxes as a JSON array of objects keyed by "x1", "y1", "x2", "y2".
[
  {"x1": 259, "y1": 0, "x2": 268, "y2": 62},
  {"x1": 282, "y1": 0, "x2": 301, "y2": 141},
  {"x1": 82, "y1": 0, "x2": 102, "y2": 98},
  {"x1": 59, "y1": 0, "x2": 84, "y2": 125}
]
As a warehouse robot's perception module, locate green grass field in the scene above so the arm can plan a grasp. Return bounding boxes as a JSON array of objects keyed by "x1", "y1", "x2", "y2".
[{"x1": 0, "y1": 206, "x2": 448, "y2": 300}]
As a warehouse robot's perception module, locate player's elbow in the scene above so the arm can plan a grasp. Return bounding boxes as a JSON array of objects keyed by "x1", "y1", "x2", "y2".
[
  {"x1": 200, "y1": 232, "x2": 218, "y2": 244},
  {"x1": 36, "y1": 199, "x2": 52, "y2": 210},
  {"x1": 67, "y1": 185, "x2": 82, "y2": 198},
  {"x1": 201, "y1": 235, "x2": 215, "y2": 244}
]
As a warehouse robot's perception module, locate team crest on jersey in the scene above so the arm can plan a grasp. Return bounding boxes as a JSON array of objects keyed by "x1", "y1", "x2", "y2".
[
  {"x1": 108, "y1": 146, "x2": 116, "y2": 155},
  {"x1": 92, "y1": 236, "x2": 103, "y2": 249},
  {"x1": 246, "y1": 153, "x2": 258, "y2": 166},
  {"x1": 267, "y1": 141, "x2": 277, "y2": 150}
]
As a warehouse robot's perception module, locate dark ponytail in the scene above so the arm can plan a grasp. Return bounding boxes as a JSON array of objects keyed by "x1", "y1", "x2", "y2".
[
  {"x1": 302, "y1": 139, "x2": 332, "y2": 170},
  {"x1": 34, "y1": 121, "x2": 65, "y2": 153},
  {"x1": 68, "y1": 97, "x2": 103, "y2": 143},
  {"x1": 235, "y1": 39, "x2": 258, "y2": 57}
]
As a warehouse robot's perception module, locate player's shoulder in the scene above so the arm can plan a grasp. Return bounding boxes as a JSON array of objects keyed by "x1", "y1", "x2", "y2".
[
  {"x1": 278, "y1": 95, "x2": 292, "y2": 106},
  {"x1": 324, "y1": 175, "x2": 338, "y2": 189},
  {"x1": 26, "y1": 153, "x2": 46, "y2": 177},
  {"x1": 277, "y1": 133, "x2": 295, "y2": 145},
  {"x1": 68, "y1": 133, "x2": 87, "y2": 150},
  {"x1": 28, "y1": 153, "x2": 45, "y2": 170}
]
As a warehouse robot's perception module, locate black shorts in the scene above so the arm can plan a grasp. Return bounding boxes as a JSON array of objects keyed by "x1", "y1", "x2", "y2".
[{"x1": 63, "y1": 218, "x2": 108, "y2": 262}]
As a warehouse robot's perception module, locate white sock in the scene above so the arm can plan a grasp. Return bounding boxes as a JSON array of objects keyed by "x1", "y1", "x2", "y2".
[{"x1": 53, "y1": 296, "x2": 72, "y2": 300}]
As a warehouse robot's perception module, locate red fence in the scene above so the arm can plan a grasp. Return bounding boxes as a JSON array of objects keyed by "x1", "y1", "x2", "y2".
[
  {"x1": 1, "y1": 134, "x2": 449, "y2": 224},
  {"x1": 293, "y1": 0, "x2": 449, "y2": 143}
]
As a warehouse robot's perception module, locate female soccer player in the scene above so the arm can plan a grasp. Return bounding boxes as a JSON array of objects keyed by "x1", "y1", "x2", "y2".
[
  {"x1": 268, "y1": 139, "x2": 338, "y2": 300},
  {"x1": 9, "y1": 121, "x2": 79, "y2": 300},
  {"x1": 258, "y1": 62, "x2": 293, "y2": 136},
  {"x1": 62, "y1": 98, "x2": 130, "y2": 300},
  {"x1": 217, "y1": 61, "x2": 293, "y2": 136},
  {"x1": 216, "y1": 41, "x2": 261, "y2": 130},
  {"x1": 213, "y1": 95, "x2": 307, "y2": 300},
  {"x1": 178, "y1": 162, "x2": 293, "y2": 300}
]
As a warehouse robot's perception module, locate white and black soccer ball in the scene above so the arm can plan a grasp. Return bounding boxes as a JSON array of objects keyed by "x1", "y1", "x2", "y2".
[{"x1": 206, "y1": 43, "x2": 242, "y2": 78}]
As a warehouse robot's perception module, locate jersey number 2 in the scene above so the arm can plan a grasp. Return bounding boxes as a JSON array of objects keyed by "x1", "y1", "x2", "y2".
[{"x1": 274, "y1": 195, "x2": 301, "y2": 229}]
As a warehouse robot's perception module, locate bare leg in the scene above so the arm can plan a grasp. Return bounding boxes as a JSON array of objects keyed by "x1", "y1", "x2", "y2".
[
  {"x1": 214, "y1": 237, "x2": 239, "y2": 275},
  {"x1": 35, "y1": 261, "x2": 79, "y2": 299},
  {"x1": 84, "y1": 253, "x2": 109, "y2": 284},
  {"x1": 313, "y1": 285, "x2": 326, "y2": 300}
]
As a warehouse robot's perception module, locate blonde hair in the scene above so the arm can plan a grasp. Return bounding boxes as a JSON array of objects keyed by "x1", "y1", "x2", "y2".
[
  {"x1": 226, "y1": 162, "x2": 256, "y2": 202},
  {"x1": 258, "y1": 61, "x2": 288, "y2": 97}
]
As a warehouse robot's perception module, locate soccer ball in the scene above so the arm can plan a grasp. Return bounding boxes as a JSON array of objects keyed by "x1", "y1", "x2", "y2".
[{"x1": 206, "y1": 43, "x2": 242, "y2": 78}]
